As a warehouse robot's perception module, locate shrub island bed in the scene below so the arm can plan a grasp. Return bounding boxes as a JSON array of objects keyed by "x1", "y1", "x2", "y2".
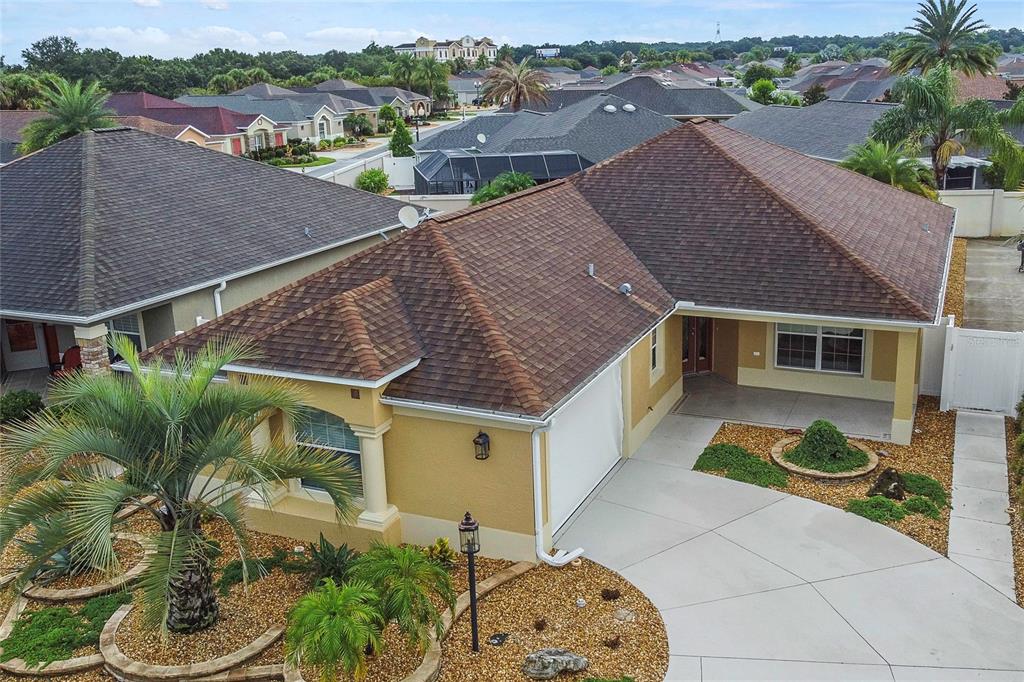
[{"x1": 696, "y1": 396, "x2": 955, "y2": 554}]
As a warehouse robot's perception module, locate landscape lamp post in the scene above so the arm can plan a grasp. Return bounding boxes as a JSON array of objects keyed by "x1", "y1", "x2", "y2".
[{"x1": 459, "y1": 511, "x2": 481, "y2": 652}]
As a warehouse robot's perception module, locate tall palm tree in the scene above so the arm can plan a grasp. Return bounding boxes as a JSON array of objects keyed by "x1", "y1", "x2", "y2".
[
  {"x1": 890, "y1": 0, "x2": 999, "y2": 75},
  {"x1": 413, "y1": 56, "x2": 447, "y2": 112},
  {"x1": 0, "y1": 335, "x2": 360, "y2": 635},
  {"x1": 0, "y1": 72, "x2": 47, "y2": 109},
  {"x1": 17, "y1": 77, "x2": 115, "y2": 153},
  {"x1": 347, "y1": 543, "x2": 455, "y2": 652},
  {"x1": 482, "y1": 58, "x2": 549, "y2": 112},
  {"x1": 285, "y1": 579, "x2": 384, "y2": 682},
  {"x1": 390, "y1": 53, "x2": 415, "y2": 91},
  {"x1": 871, "y1": 63, "x2": 1021, "y2": 188},
  {"x1": 839, "y1": 140, "x2": 938, "y2": 199}
]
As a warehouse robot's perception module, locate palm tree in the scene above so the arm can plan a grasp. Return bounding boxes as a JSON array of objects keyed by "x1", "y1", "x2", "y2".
[
  {"x1": 347, "y1": 543, "x2": 455, "y2": 652},
  {"x1": 285, "y1": 579, "x2": 384, "y2": 682},
  {"x1": 482, "y1": 58, "x2": 550, "y2": 112},
  {"x1": 17, "y1": 78, "x2": 115, "y2": 154},
  {"x1": 871, "y1": 63, "x2": 1021, "y2": 188},
  {"x1": 0, "y1": 335, "x2": 360, "y2": 635},
  {"x1": 890, "y1": 0, "x2": 999, "y2": 76},
  {"x1": 207, "y1": 73, "x2": 237, "y2": 94},
  {"x1": 840, "y1": 140, "x2": 938, "y2": 199},
  {"x1": 0, "y1": 72, "x2": 48, "y2": 109},
  {"x1": 390, "y1": 54, "x2": 415, "y2": 91},
  {"x1": 414, "y1": 57, "x2": 447, "y2": 112}
]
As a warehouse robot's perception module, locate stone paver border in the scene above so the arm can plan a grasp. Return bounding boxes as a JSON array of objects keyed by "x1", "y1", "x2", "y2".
[
  {"x1": 23, "y1": 532, "x2": 155, "y2": 602},
  {"x1": 100, "y1": 603, "x2": 284, "y2": 681},
  {"x1": 770, "y1": 436, "x2": 879, "y2": 481},
  {"x1": 0, "y1": 593, "x2": 105, "y2": 676}
]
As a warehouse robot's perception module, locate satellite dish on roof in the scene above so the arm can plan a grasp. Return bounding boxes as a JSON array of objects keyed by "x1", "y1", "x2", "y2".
[
  {"x1": 398, "y1": 205, "x2": 420, "y2": 229},
  {"x1": 476, "y1": 133, "x2": 487, "y2": 144}
]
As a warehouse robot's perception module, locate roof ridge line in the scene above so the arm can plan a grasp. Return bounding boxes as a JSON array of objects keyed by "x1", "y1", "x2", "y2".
[
  {"x1": 78, "y1": 132, "x2": 97, "y2": 317},
  {"x1": 425, "y1": 223, "x2": 547, "y2": 414},
  {"x1": 334, "y1": 291, "x2": 386, "y2": 379},
  {"x1": 431, "y1": 178, "x2": 569, "y2": 223},
  {"x1": 249, "y1": 276, "x2": 393, "y2": 343},
  {"x1": 694, "y1": 124, "x2": 932, "y2": 321}
]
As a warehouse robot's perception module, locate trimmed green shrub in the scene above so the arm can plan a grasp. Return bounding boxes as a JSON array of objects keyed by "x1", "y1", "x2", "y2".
[
  {"x1": 784, "y1": 419, "x2": 869, "y2": 473},
  {"x1": 470, "y1": 171, "x2": 537, "y2": 205},
  {"x1": 355, "y1": 168, "x2": 389, "y2": 194},
  {"x1": 902, "y1": 495, "x2": 941, "y2": 520},
  {"x1": 0, "y1": 591, "x2": 131, "y2": 668},
  {"x1": 694, "y1": 444, "x2": 788, "y2": 488},
  {"x1": 332, "y1": 136, "x2": 345, "y2": 146},
  {"x1": 902, "y1": 472, "x2": 948, "y2": 507},
  {"x1": 846, "y1": 496, "x2": 907, "y2": 523},
  {"x1": 0, "y1": 389, "x2": 44, "y2": 423}
]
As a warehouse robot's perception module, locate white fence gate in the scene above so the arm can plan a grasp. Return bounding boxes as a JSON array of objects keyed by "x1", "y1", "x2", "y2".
[{"x1": 940, "y1": 326, "x2": 1024, "y2": 414}]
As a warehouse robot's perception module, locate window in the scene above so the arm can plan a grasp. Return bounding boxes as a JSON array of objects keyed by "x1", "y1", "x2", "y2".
[
  {"x1": 295, "y1": 408, "x2": 362, "y2": 494},
  {"x1": 107, "y1": 315, "x2": 142, "y2": 358},
  {"x1": 6, "y1": 322, "x2": 37, "y2": 352},
  {"x1": 775, "y1": 324, "x2": 863, "y2": 374},
  {"x1": 650, "y1": 327, "x2": 659, "y2": 371},
  {"x1": 943, "y1": 166, "x2": 975, "y2": 190}
]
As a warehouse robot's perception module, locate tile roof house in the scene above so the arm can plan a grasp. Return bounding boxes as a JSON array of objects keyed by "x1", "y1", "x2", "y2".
[
  {"x1": 105, "y1": 91, "x2": 287, "y2": 155},
  {"x1": 146, "y1": 121, "x2": 954, "y2": 562},
  {"x1": 0, "y1": 127, "x2": 409, "y2": 378},
  {"x1": 174, "y1": 93, "x2": 367, "y2": 143},
  {"x1": 304, "y1": 82, "x2": 432, "y2": 118}
]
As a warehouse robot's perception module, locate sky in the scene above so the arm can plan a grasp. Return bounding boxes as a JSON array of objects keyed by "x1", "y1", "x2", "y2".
[{"x1": 1, "y1": 0, "x2": 1022, "y2": 63}]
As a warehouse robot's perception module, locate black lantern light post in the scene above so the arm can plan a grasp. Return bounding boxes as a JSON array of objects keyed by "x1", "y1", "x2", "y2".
[
  {"x1": 473, "y1": 431, "x2": 490, "y2": 460},
  {"x1": 459, "y1": 511, "x2": 481, "y2": 652}
]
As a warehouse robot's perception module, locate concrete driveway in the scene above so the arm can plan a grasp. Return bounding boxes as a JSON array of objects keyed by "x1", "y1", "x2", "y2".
[
  {"x1": 965, "y1": 239, "x2": 1024, "y2": 331},
  {"x1": 556, "y1": 414, "x2": 1024, "y2": 681}
]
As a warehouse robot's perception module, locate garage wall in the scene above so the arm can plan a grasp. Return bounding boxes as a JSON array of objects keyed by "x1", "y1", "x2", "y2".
[{"x1": 623, "y1": 317, "x2": 684, "y2": 455}]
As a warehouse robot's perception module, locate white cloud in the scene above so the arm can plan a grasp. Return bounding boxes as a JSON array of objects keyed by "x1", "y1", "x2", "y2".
[
  {"x1": 67, "y1": 25, "x2": 173, "y2": 52},
  {"x1": 200, "y1": 0, "x2": 228, "y2": 10},
  {"x1": 304, "y1": 26, "x2": 423, "y2": 51},
  {"x1": 132, "y1": 0, "x2": 161, "y2": 6},
  {"x1": 181, "y1": 25, "x2": 260, "y2": 48},
  {"x1": 262, "y1": 31, "x2": 288, "y2": 45}
]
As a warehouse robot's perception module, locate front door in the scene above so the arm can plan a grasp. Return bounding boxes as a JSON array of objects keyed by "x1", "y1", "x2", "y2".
[{"x1": 682, "y1": 316, "x2": 714, "y2": 375}]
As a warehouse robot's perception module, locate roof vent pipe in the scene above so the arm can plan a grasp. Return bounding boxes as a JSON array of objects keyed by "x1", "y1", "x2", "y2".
[
  {"x1": 586, "y1": 263, "x2": 596, "y2": 277},
  {"x1": 619, "y1": 283, "x2": 633, "y2": 295},
  {"x1": 622, "y1": 103, "x2": 636, "y2": 112},
  {"x1": 603, "y1": 104, "x2": 617, "y2": 113}
]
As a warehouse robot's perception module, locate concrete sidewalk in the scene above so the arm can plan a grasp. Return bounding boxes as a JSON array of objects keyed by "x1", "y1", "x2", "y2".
[{"x1": 949, "y1": 410, "x2": 1015, "y2": 600}]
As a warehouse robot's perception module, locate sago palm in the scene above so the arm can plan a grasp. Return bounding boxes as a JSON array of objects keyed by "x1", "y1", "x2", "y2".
[
  {"x1": 870, "y1": 63, "x2": 1020, "y2": 188},
  {"x1": 0, "y1": 335, "x2": 361, "y2": 635},
  {"x1": 348, "y1": 543, "x2": 455, "y2": 651},
  {"x1": 18, "y1": 77, "x2": 115, "y2": 153},
  {"x1": 413, "y1": 57, "x2": 447, "y2": 111},
  {"x1": 285, "y1": 579, "x2": 384, "y2": 682},
  {"x1": 390, "y1": 53, "x2": 416, "y2": 91},
  {"x1": 482, "y1": 57, "x2": 550, "y2": 112},
  {"x1": 890, "y1": 0, "x2": 999, "y2": 76},
  {"x1": 840, "y1": 140, "x2": 937, "y2": 199}
]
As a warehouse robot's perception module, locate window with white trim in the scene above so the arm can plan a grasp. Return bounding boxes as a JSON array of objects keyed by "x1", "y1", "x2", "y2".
[
  {"x1": 294, "y1": 408, "x2": 362, "y2": 494},
  {"x1": 106, "y1": 314, "x2": 142, "y2": 359},
  {"x1": 650, "y1": 326, "x2": 659, "y2": 371},
  {"x1": 775, "y1": 324, "x2": 864, "y2": 374}
]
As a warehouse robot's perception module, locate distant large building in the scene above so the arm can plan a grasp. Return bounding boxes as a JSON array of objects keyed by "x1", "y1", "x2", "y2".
[{"x1": 394, "y1": 35, "x2": 497, "y2": 63}]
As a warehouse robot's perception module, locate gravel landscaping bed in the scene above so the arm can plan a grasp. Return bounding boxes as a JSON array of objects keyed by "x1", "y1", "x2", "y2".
[
  {"x1": 437, "y1": 558, "x2": 668, "y2": 682},
  {"x1": 45, "y1": 538, "x2": 144, "y2": 591},
  {"x1": 943, "y1": 237, "x2": 967, "y2": 325},
  {"x1": 1007, "y1": 415, "x2": 1023, "y2": 606},
  {"x1": 708, "y1": 396, "x2": 954, "y2": 554}
]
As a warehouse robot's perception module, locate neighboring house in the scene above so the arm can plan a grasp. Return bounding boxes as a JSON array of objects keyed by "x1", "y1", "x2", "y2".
[
  {"x1": 394, "y1": 35, "x2": 497, "y2": 63},
  {"x1": 448, "y1": 76, "x2": 486, "y2": 105},
  {"x1": 106, "y1": 91, "x2": 287, "y2": 155},
  {"x1": 411, "y1": 94, "x2": 679, "y2": 194},
  {"x1": 674, "y1": 61, "x2": 737, "y2": 86},
  {"x1": 724, "y1": 99, "x2": 993, "y2": 189},
  {"x1": 147, "y1": 121, "x2": 953, "y2": 562},
  {"x1": 303, "y1": 82, "x2": 431, "y2": 118},
  {"x1": 519, "y1": 75, "x2": 746, "y2": 120},
  {"x1": 0, "y1": 109, "x2": 49, "y2": 164},
  {"x1": 175, "y1": 93, "x2": 362, "y2": 142},
  {"x1": 0, "y1": 127, "x2": 410, "y2": 378},
  {"x1": 535, "y1": 47, "x2": 560, "y2": 59}
]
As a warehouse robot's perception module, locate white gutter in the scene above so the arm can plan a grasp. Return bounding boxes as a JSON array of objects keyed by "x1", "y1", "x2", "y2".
[
  {"x1": 378, "y1": 395, "x2": 548, "y2": 426},
  {"x1": 532, "y1": 426, "x2": 584, "y2": 567},
  {"x1": 673, "y1": 302, "x2": 943, "y2": 329},
  {"x1": 0, "y1": 223, "x2": 404, "y2": 325},
  {"x1": 933, "y1": 211, "x2": 958, "y2": 325},
  {"x1": 221, "y1": 359, "x2": 420, "y2": 389},
  {"x1": 213, "y1": 281, "x2": 227, "y2": 317}
]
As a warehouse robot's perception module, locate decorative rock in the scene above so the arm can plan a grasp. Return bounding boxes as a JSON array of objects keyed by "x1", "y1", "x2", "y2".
[
  {"x1": 522, "y1": 648, "x2": 589, "y2": 680},
  {"x1": 487, "y1": 632, "x2": 509, "y2": 646},
  {"x1": 575, "y1": 597, "x2": 586, "y2": 608},
  {"x1": 877, "y1": 449, "x2": 890, "y2": 458},
  {"x1": 868, "y1": 467, "x2": 907, "y2": 500},
  {"x1": 784, "y1": 428, "x2": 803, "y2": 435},
  {"x1": 613, "y1": 607, "x2": 636, "y2": 623}
]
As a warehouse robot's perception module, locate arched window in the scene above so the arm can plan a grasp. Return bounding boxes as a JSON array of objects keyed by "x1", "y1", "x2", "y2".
[{"x1": 295, "y1": 408, "x2": 362, "y2": 494}]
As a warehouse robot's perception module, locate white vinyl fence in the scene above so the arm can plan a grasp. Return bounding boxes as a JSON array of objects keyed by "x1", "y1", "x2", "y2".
[
  {"x1": 321, "y1": 152, "x2": 417, "y2": 190},
  {"x1": 939, "y1": 325, "x2": 1024, "y2": 414}
]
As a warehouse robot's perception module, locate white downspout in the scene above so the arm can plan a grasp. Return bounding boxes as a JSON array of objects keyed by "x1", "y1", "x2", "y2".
[
  {"x1": 213, "y1": 281, "x2": 227, "y2": 317},
  {"x1": 532, "y1": 426, "x2": 585, "y2": 566}
]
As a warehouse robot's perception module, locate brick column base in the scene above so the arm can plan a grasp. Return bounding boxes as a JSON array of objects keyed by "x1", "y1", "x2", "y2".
[{"x1": 73, "y1": 324, "x2": 110, "y2": 374}]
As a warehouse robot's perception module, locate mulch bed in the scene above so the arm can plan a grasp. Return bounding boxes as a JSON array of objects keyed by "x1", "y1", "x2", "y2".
[
  {"x1": 437, "y1": 558, "x2": 668, "y2": 682},
  {"x1": 942, "y1": 237, "x2": 967, "y2": 326},
  {"x1": 1007, "y1": 416, "x2": 1023, "y2": 606},
  {"x1": 708, "y1": 396, "x2": 955, "y2": 554}
]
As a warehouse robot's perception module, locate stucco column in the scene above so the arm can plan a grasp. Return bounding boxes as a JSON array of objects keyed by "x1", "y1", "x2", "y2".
[
  {"x1": 73, "y1": 323, "x2": 109, "y2": 374},
  {"x1": 351, "y1": 421, "x2": 399, "y2": 530},
  {"x1": 891, "y1": 329, "x2": 919, "y2": 445}
]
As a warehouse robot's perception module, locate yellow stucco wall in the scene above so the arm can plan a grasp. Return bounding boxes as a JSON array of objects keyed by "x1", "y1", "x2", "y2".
[
  {"x1": 713, "y1": 318, "x2": 739, "y2": 383},
  {"x1": 176, "y1": 129, "x2": 209, "y2": 146},
  {"x1": 738, "y1": 320, "x2": 767, "y2": 370},
  {"x1": 629, "y1": 317, "x2": 683, "y2": 429},
  {"x1": 384, "y1": 413, "x2": 536, "y2": 536},
  {"x1": 870, "y1": 330, "x2": 898, "y2": 382}
]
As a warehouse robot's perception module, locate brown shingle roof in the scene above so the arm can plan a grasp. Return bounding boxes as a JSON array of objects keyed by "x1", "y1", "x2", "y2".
[{"x1": 148, "y1": 121, "x2": 953, "y2": 418}]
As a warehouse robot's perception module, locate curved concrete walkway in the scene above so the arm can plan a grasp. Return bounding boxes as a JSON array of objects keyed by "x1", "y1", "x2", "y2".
[{"x1": 556, "y1": 414, "x2": 1024, "y2": 681}]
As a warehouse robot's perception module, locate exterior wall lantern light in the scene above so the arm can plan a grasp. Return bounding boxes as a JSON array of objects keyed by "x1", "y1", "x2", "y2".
[
  {"x1": 458, "y1": 511, "x2": 481, "y2": 652},
  {"x1": 473, "y1": 431, "x2": 490, "y2": 460}
]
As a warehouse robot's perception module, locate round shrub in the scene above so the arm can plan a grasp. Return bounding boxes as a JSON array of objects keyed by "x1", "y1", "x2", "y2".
[
  {"x1": 0, "y1": 389, "x2": 44, "y2": 423},
  {"x1": 846, "y1": 496, "x2": 906, "y2": 523},
  {"x1": 784, "y1": 419, "x2": 869, "y2": 473},
  {"x1": 332, "y1": 136, "x2": 344, "y2": 147},
  {"x1": 902, "y1": 495, "x2": 941, "y2": 520},
  {"x1": 355, "y1": 168, "x2": 389, "y2": 194}
]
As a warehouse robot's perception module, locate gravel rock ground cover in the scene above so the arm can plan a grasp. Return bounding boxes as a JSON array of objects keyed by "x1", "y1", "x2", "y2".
[
  {"x1": 1007, "y1": 416, "x2": 1023, "y2": 606},
  {"x1": 708, "y1": 396, "x2": 954, "y2": 554},
  {"x1": 437, "y1": 558, "x2": 668, "y2": 682},
  {"x1": 943, "y1": 237, "x2": 967, "y2": 325}
]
